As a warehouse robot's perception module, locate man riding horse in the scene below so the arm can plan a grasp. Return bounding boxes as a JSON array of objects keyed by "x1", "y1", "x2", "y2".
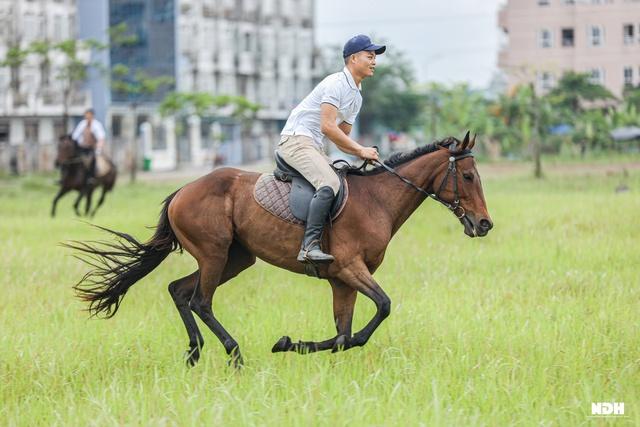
[
  {"x1": 278, "y1": 34, "x2": 384, "y2": 265},
  {"x1": 70, "y1": 108, "x2": 106, "y2": 186}
]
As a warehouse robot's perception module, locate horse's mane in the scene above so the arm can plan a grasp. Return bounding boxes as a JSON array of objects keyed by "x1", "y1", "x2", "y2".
[{"x1": 348, "y1": 136, "x2": 459, "y2": 176}]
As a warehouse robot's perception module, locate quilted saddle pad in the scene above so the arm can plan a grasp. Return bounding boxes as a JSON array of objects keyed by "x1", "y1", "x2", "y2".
[{"x1": 253, "y1": 174, "x2": 349, "y2": 225}]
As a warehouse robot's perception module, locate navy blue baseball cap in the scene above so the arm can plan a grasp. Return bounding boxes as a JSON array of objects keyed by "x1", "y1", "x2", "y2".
[{"x1": 343, "y1": 34, "x2": 386, "y2": 58}]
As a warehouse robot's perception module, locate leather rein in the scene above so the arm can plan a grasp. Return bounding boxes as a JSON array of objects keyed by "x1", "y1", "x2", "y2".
[{"x1": 371, "y1": 151, "x2": 474, "y2": 219}]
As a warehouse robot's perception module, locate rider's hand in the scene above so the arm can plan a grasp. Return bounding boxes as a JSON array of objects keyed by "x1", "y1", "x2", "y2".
[{"x1": 358, "y1": 146, "x2": 379, "y2": 161}]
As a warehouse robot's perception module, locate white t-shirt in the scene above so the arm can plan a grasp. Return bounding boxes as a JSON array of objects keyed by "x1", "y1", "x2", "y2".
[
  {"x1": 71, "y1": 119, "x2": 106, "y2": 147},
  {"x1": 281, "y1": 67, "x2": 363, "y2": 150}
]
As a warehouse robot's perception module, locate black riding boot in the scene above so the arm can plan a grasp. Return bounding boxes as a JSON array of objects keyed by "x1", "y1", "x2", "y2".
[
  {"x1": 86, "y1": 154, "x2": 97, "y2": 186},
  {"x1": 297, "y1": 186, "x2": 336, "y2": 264}
]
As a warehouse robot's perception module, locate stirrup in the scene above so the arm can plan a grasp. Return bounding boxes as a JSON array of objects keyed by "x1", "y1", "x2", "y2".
[{"x1": 297, "y1": 246, "x2": 335, "y2": 264}]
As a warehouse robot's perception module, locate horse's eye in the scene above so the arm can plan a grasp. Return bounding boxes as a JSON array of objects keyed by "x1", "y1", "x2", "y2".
[{"x1": 463, "y1": 173, "x2": 474, "y2": 182}]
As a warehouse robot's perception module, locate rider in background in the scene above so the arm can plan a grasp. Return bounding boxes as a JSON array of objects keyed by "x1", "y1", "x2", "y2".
[
  {"x1": 278, "y1": 34, "x2": 384, "y2": 265},
  {"x1": 71, "y1": 108, "x2": 106, "y2": 185}
]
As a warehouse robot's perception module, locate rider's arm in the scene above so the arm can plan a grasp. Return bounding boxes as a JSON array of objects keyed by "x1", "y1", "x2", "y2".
[
  {"x1": 71, "y1": 120, "x2": 85, "y2": 141},
  {"x1": 338, "y1": 122, "x2": 352, "y2": 136},
  {"x1": 321, "y1": 103, "x2": 374, "y2": 158}
]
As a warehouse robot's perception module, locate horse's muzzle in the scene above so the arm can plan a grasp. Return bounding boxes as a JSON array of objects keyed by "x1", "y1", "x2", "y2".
[{"x1": 461, "y1": 215, "x2": 493, "y2": 238}]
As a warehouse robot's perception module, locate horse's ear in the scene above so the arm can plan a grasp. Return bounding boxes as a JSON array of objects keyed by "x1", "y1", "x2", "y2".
[
  {"x1": 460, "y1": 131, "x2": 470, "y2": 151},
  {"x1": 469, "y1": 133, "x2": 477, "y2": 150}
]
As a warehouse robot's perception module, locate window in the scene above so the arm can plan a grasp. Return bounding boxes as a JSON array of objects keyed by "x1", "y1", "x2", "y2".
[
  {"x1": 243, "y1": 32, "x2": 251, "y2": 52},
  {"x1": 624, "y1": 67, "x2": 633, "y2": 85},
  {"x1": 539, "y1": 29, "x2": 553, "y2": 48},
  {"x1": 538, "y1": 71, "x2": 555, "y2": 90},
  {"x1": 53, "y1": 15, "x2": 63, "y2": 41},
  {"x1": 111, "y1": 115, "x2": 122, "y2": 138},
  {"x1": 25, "y1": 121, "x2": 39, "y2": 142},
  {"x1": 562, "y1": 28, "x2": 575, "y2": 46},
  {"x1": 623, "y1": 24, "x2": 634, "y2": 44},
  {"x1": 588, "y1": 25, "x2": 604, "y2": 46},
  {"x1": 24, "y1": 14, "x2": 38, "y2": 41},
  {"x1": 538, "y1": 0, "x2": 550, "y2": 5},
  {"x1": 562, "y1": 0, "x2": 575, "y2": 4},
  {"x1": 0, "y1": 121, "x2": 9, "y2": 144},
  {"x1": 589, "y1": 68, "x2": 605, "y2": 84}
]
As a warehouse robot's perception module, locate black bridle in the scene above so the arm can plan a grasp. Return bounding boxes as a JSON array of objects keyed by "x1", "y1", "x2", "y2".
[{"x1": 372, "y1": 150, "x2": 474, "y2": 219}]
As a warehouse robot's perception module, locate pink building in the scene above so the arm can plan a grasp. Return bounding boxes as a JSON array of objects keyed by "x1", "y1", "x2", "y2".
[{"x1": 498, "y1": 0, "x2": 640, "y2": 96}]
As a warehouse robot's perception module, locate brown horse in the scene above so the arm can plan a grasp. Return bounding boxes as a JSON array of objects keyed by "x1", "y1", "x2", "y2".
[
  {"x1": 68, "y1": 132, "x2": 492, "y2": 366},
  {"x1": 52, "y1": 135, "x2": 117, "y2": 217}
]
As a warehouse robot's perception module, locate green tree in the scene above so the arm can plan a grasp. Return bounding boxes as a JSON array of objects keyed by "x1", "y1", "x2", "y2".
[
  {"x1": 158, "y1": 92, "x2": 260, "y2": 119},
  {"x1": 53, "y1": 38, "x2": 106, "y2": 127},
  {"x1": 111, "y1": 64, "x2": 174, "y2": 182},
  {"x1": 29, "y1": 40, "x2": 53, "y2": 93},
  {"x1": 0, "y1": 43, "x2": 30, "y2": 107},
  {"x1": 358, "y1": 50, "x2": 424, "y2": 137},
  {"x1": 548, "y1": 71, "x2": 615, "y2": 113}
]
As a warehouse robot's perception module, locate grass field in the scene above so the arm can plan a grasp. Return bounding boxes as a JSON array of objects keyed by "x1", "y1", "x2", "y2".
[{"x1": 1, "y1": 163, "x2": 639, "y2": 426}]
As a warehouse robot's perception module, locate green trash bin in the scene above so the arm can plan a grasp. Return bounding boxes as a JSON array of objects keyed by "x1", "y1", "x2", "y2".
[{"x1": 143, "y1": 157, "x2": 152, "y2": 171}]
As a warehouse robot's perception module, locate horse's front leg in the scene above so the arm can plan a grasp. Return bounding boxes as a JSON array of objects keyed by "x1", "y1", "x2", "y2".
[
  {"x1": 90, "y1": 187, "x2": 108, "y2": 217},
  {"x1": 84, "y1": 187, "x2": 94, "y2": 216},
  {"x1": 51, "y1": 187, "x2": 70, "y2": 217},
  {"x1": 272, "y1": 278, "x2": 357, "y2": 354},
  {"x1": 73, "y1": 190, "x2": 84, "y2": 216},
  {"x1": 337, "y1": 264, "x2": 391, "y2": 350}
]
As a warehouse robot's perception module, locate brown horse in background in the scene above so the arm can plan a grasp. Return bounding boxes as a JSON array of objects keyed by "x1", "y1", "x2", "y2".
[
  {"x1": 67, "y1": 132, "x2": 492, "y2": 367},
  {"x1": 52, "y1": 135, "x2": 117, "y2": 217}
]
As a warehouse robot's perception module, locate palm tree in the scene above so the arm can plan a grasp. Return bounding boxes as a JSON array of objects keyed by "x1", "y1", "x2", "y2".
[{"x1": 548, "y1": 71, "x2": 615, "y2": 113}]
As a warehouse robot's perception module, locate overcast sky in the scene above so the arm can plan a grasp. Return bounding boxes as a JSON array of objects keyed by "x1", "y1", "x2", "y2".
[{"x1": 315, "y1": 0, "x2": 505, "y2": 88}]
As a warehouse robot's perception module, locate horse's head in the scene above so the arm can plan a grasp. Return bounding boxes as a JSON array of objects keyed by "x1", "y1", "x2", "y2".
[
  {"x1": 432, "y1": 132, "x2": 493, "y2": 237},
  {"x1": 55, "y1": 134, "x2": 77, "y2": 167}
]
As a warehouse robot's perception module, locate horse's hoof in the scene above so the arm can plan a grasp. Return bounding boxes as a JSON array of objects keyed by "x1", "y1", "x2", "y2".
[
  {"x1": 332, "y1": 335, "x2": 349, "y2": 353},
  {"x1": 271, "y1": 336, "x2": 292, "y2": 353},
  {"x1": 227, "y1": 353, "x2": 244, "y2": 369},
  {"x1": 184, "y1": 348, "x2": 200, "y2": 367}
]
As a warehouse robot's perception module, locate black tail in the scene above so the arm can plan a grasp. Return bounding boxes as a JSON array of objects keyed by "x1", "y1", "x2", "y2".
[{"x1": 65, "y1": 190, "x2": 182, "y2": 318}]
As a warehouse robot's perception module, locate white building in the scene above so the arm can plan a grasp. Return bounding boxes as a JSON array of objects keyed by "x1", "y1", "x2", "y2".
[
  {"x1": 1, "y1": 0, "x2": 324, "y2": 173},
  {"x1": 0, "y1": 0, "x2": 89, "y2": 173}
]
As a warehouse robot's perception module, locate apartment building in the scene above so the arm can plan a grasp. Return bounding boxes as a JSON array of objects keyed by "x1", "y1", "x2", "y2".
[
  {"x1": 0, "y1": 0, "x2": 88, "y2": 173},
  {"x1": 498, "y1": 0, "x2": 640, "y2": 96},
  {"x1": 81, "y1": 0, "x2": 319, "y2": 170}
]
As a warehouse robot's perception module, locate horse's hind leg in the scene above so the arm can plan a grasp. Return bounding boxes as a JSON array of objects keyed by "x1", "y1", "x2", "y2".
[
  {"x1": 168, "y1": 271, "x2": 205, "y2": 367},
  {"x1": 169, "y1": 241, "x2": 255, "y2": 367},
  {"x1": 188, "y1": 239, "x2": 255, "y2": 367},
  {"x1": 272, "y1": 278, "x2": 357, "y2": 354}
]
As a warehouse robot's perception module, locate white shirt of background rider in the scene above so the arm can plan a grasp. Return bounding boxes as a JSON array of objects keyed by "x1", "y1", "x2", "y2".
[{"x1": 71, "y1": 119, "x2": 107, "y2": 152}]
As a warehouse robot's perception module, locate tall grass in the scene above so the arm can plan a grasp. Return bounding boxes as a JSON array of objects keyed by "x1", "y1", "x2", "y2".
[{"x1": 1, "y1": 167, "x2": 638, "y2": 426}]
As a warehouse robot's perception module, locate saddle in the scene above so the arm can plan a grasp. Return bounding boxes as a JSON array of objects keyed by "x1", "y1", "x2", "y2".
[
  {"x1": 79, "y1": 151, "x2": 112, "y2": 178},
  {"x1": 253, "y1": 152, "x2": 350, "y2": 225}
]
